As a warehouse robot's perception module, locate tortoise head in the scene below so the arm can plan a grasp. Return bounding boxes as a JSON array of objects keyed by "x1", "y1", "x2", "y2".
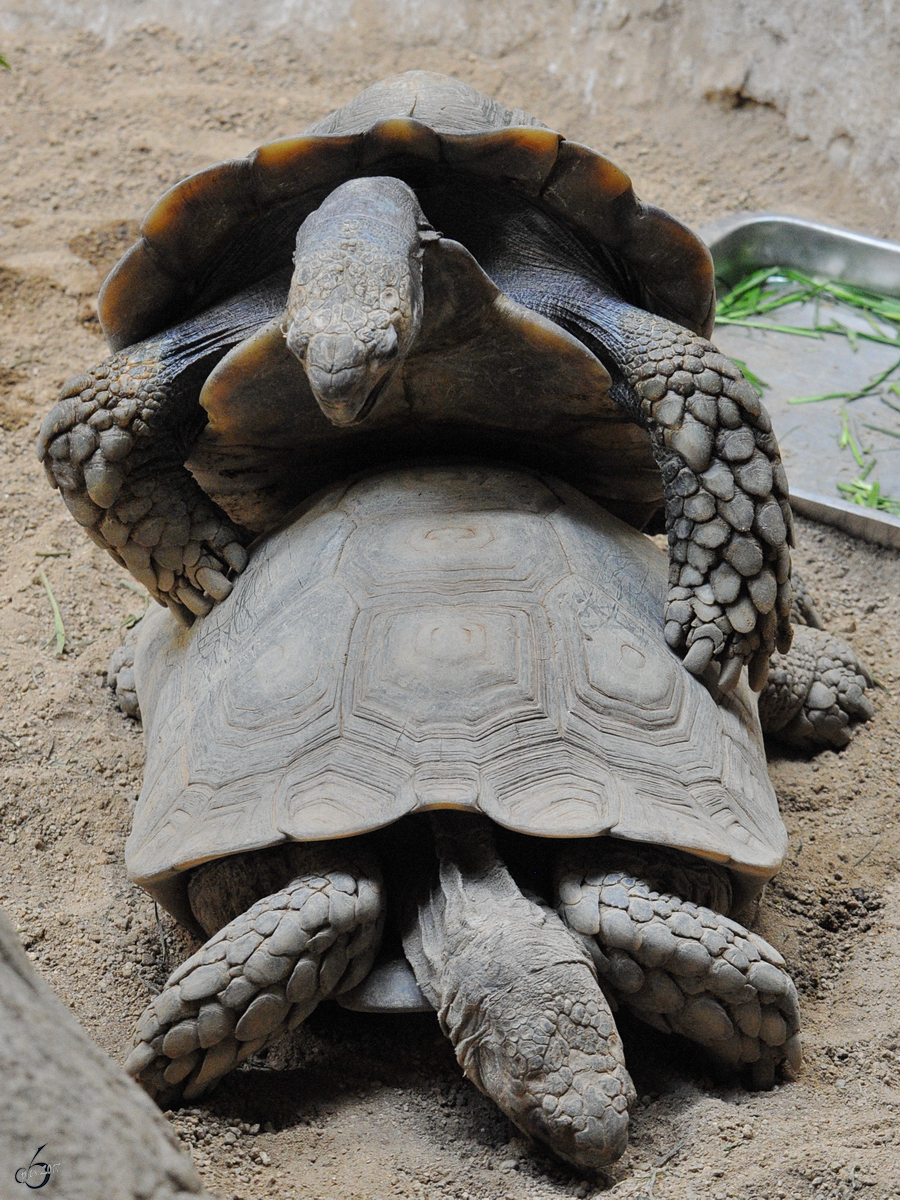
[{"x1": 285, "y1": 176, "x2": 431, "y2": 426}]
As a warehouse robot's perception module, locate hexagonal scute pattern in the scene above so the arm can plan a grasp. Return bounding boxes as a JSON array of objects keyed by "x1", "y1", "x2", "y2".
[{"x1": 126, "y1": 465, "x2": 786, "y2": 912}]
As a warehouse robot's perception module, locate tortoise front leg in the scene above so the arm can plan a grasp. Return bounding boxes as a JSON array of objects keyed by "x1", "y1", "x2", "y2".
[
  {"x1": 595, "y1": 304, "x2": 793, "y2": 691},
  {"x1": 38, "y1": 274, "x2": 288, "y2": 619},
  {"x1": 403, "y1": 814, "x2": 635, "y2": 1172},
  {"x1": 38, "y1": 351, "x2": 249, "y2": 623},
  {"x1": 467, "y1": 205, "x2": 793, "y2": 691},
  {"x1": 125, "y1": 844, "x2": 384, "y2": 1106}
]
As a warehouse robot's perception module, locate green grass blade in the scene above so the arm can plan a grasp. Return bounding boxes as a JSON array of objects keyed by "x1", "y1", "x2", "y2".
[
  {"x1": 838, "y1": 408, "x2": 871, "y2": 467},
  {"x1": 716, "y1": 267, "x2": 781, "y2": 311},
  {"x1": 863, "y1": 422, "x2": 900, "y2": 440},
  {"x1": 727, "y1": 357, "x2": 769, "y2": 396},
  {"x1": 837, "y1": 477, "x2": 900, "y2": 514},
  {"x1": 855, "y1": 355, "x2": 900, "y2": 392},
  {"x1": 789, "y1": 391, "x2": 862, "y2": 404},
  {"x1": 715, "y1": 317, "x2": 824, "y2": 338},
  {"x1": 0, "y1": 53, "x2": 9, "y2": 70},
  {"x1": 38, "y1": 568, "x2": 67, "y2": 657}
]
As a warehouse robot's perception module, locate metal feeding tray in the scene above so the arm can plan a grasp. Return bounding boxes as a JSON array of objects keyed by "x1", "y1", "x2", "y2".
[{"x1": 701, "y1": 213, "x2": 900, "y2": 550}]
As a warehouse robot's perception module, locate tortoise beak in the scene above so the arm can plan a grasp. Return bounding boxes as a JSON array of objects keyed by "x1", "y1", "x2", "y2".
[{"x1": 287, "y1": 324, "x2": 399, "y2": 427}]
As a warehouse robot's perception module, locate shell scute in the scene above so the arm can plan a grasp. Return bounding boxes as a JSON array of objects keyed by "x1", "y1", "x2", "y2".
[
  {"x1": 250, "y1": 134, "x2": 361, "y2": 205},
  {"x1": 359, "y1": 118, "x2": 442, "y2": 168},
  {"x1": 141, "y1": 158, "x2": 257, "y2": 281},
  {"x1": 98, "y1": 239, "x2": 183, "y2": 352},
  {"x1": 541, "y1": 140, "x2": 635, "y2": 247},
  {"x1": 622, "y1": 203, "x2": 717, "y2": 338},
  {"x1": 439, "y1": 126, "x2": 562, "y2": 196}
]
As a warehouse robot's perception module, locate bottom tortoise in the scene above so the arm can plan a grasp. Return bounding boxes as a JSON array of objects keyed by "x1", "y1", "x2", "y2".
[{"x1": 118, "y1": 462, "x2": 868, "y2": 1172}]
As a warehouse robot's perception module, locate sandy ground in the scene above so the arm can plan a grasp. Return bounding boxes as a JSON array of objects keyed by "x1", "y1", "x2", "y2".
[{"x1": 1, "y1": 23, "x2": 900, "y2": 1200}]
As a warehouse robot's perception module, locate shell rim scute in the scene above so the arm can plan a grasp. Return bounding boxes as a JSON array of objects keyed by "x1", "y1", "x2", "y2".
[{"x1": 98, "y1": 73, "x2": 715, "y2": 350}]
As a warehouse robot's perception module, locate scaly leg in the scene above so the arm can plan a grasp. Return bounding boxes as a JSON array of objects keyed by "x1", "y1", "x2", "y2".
[
  {"x1": 474, "y1": 201, "x2": 793, "y2": 690},
  {"x1": 555, "y1": 847, "x2": 801, "y2": 1090},
  {"x1": 760, "y1": 624, "x2": 874, "y2": 748},
  {"x1": 37, "y1": 275, "x2": 287, "y2": 619},
  {"x1": 126, "y1": 844, "x2": 384, "y2": 1106}
]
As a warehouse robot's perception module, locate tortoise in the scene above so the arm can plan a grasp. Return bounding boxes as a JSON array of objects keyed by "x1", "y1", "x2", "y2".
[
  {"x1": 39, "y1": 70, "x2": 793, "y2": 691},
  {"x1": 116, "y1": 460, "x2": 870, "y2": 1173}
]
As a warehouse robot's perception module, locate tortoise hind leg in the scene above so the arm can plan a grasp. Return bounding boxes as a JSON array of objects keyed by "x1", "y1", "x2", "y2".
[
  {"x1": 107, "y1": 625, "x2": 141, "y2": 719},
  {"x1": 125, "y1": 843, "x2": 384, "y2": 1106},
  {"x1": 759, "y1": 575, "x2": 874, "y2": 748},
  {"x1": 403, "y1": 813, "x2": 635, "y2": 1172},
  {"x1": 554, "y1": 846, "x2": 801, "y2": 1090}
]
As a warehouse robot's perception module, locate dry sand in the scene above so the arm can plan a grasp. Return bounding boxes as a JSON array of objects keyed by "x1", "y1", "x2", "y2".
[{"x1": 1, "y1": 23, "x2": 899, "y2": 1200}]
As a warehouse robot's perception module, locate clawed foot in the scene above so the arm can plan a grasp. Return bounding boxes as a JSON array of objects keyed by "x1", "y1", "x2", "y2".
[
  {"x1": 556, "y1": 864, "x2": 801, "y2": 1088},
  {"x1": 38, "y1": 363, "x2": 249, "y2": 622},
  {"x1": 126, "y1": 858, "x2": 383, "y2": 1105},
  {"x1": 760, "y1": 624, "x2": 874, "y2": 748}
]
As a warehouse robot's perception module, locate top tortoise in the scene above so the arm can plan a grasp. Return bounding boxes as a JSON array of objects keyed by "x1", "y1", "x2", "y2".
[{"x1": 38, "y1": 71, "x2": 792, "y2": 689}]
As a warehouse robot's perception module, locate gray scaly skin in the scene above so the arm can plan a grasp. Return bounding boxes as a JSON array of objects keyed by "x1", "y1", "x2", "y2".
[
  {"x1": 285, "y1": 176, "x2": 437, "y2": 425},
  {"x1": 444, "y1": 194, "x2": 793, "y2": 692},
  {"x1": 403, "y1": 814, "x2": 635, "y2": 1173},
  {"x1": 37, "y1": 276, "x2": 289, "y2": 622},
  {"x1": 125, "y1": 844, "x2": 384, "y2": 1106},
  {"x1": 597, "y1": 304, "x2": 792, "y2": 692},
  {"x1": 761, "y1": 624, "x2": 874, "y2": 748},
  {"x1": 554, "y1": 845, "x2": 802, "y2": 1090},
  {"x1": 757, "y1": 572, "x2": 874, "y2": 748}
]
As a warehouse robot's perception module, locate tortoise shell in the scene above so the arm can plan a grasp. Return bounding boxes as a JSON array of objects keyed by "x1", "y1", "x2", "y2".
[
  {"x1": 98, "y1": 71, "x2": 714, "y2": 355},
  {"x1": 186, "y1": 238, "x2": 661, "y2": 532},
  {"x1": 125, "y1": 463, "x2": 786, "y2": 926}
]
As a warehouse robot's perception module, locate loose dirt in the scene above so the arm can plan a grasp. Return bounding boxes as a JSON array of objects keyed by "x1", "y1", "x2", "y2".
[{"x1": 0, "y1": 24, "x2": 899, "y2": 1200}]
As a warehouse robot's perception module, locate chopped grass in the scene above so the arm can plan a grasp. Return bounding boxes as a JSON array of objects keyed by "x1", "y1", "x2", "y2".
[
  {"x1": 837, "y1": 478, "x2": 900, "y2": 515},
  {"x1": 717, "y1": 267, "x2": 900, "y2": 342},
  {"x1": 839, "y1": 408, "x2": 870, "y2": 469},
  {"x1": 788, "y1": 355, "x2": 900, "y2": 406},
  {"x1": 716, "y1": 265, "x2": 900, "y2": 514},
  {"x1": 0, "y1": 53, "x2": 9, "y2": 71}
]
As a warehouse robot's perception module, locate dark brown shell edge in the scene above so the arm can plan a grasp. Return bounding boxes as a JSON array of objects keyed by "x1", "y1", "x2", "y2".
[{"x1": 98, "y1": 119, "x2": 715, "y2": 352}]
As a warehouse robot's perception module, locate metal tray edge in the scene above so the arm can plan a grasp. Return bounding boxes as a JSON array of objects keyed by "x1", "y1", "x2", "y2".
[
  {"x1": 789, "y1": 488, "x2": 900, "y2": 551},
  {"x1": 700, "y1": 211, "x2": 900, "y2": 548},
  {"x1": 699, "y1": 212, "x2": 900, "y2": 298}
]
